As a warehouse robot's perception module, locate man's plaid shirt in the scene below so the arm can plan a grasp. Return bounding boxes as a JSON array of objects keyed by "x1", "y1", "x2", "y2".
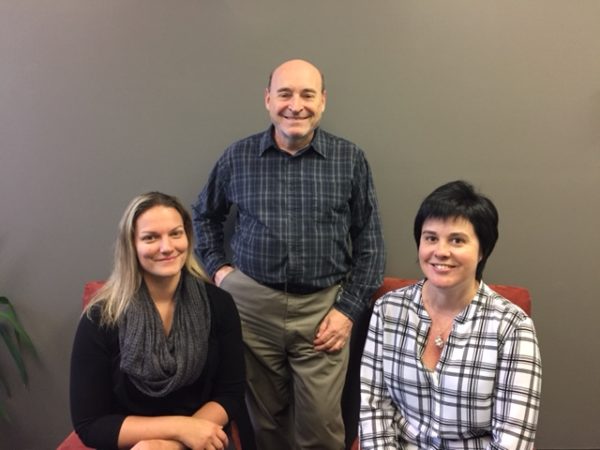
[{"x1": 193, "y1": 127, "x2": 385, "y2": 321}]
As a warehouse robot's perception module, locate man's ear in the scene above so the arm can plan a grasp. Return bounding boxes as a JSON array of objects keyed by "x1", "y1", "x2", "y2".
[{"x1": 264, "y1": 88, "x2": 271, "y2": 110}]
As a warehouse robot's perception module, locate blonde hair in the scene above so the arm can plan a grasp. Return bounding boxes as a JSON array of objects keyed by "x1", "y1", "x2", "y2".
[{"x1": 86, "y1": 192, "x2": 209, "y2": 327}]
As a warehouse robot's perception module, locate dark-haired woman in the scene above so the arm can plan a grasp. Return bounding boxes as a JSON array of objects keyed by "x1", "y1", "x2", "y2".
[
  {"x1": 360, "y1": 181, "x2": 541, "y2": 449},
  {"x1": 70, "y1": 192, "x2": 248, "y2": 450}
]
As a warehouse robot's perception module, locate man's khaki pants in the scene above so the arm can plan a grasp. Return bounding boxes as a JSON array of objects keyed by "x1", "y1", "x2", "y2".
[{"x1": 221, "y1": 269, "x2": 349, "y2": 450}]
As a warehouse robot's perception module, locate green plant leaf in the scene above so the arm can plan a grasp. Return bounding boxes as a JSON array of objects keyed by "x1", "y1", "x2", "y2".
[
  {"x1": 0, "y1": 297, "x2": 36, "y2": 395},
  {"x1": 0, "y1": 363, "x2": 11, "y2": 422},
  {"x1": 0, "y1": 360, "x2": 10, "y2": 396},
  {"x1": 0, "y1": 297, "x2": 35, "y2": 349},
  {"x1": 0, "y1": 325, "x2": 28, "y2": 386}
]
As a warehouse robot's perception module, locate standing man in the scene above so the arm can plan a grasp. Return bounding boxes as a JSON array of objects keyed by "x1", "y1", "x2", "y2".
[{"x1": 192, "y1": 59, "x2": 385, "y2": 450}]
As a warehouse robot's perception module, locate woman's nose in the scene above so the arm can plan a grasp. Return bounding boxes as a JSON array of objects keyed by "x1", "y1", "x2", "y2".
[
  {"x1": 160, "y1": 237, "x2": 174, "y2": 253},
  {"x1": 433, "y1": 242, "x2": 450, "y2": 257}
]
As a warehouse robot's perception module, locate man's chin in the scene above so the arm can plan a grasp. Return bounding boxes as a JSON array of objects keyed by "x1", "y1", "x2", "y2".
[
  {"x1": 286, "y1": 125, "x2": 316, "y2": 136},
  {"x1": 278, "y1": 127, "x2": 312, "y2": 139}
]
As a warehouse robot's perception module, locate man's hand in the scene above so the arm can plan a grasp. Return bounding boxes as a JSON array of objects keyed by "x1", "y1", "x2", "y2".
[
  {"x1": 313, "y1": 309, "x2": 353, "y2": 353},
  {"x1": 214, "y1": 265, "x2": 234, "y2": 287}
]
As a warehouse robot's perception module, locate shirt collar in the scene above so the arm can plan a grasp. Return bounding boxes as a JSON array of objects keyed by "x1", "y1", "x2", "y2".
[
  {"x1": 416, "y1": 279, "x2": 485, "y2": 325},
  {"x1": 258, "y1": 126, "x2": 327, "y2": 158}
]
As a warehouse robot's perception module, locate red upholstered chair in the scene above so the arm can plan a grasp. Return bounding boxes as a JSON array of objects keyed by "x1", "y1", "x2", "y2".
[
  {"x1": 345, "y1": 277, "x2": 532, "y2": 450},
  {"x1": 371, "y1": 278, "x2": 531, "y2": 315},
  {"x1": 57, "y1": 281, "x2": 246, "y2": 450}
]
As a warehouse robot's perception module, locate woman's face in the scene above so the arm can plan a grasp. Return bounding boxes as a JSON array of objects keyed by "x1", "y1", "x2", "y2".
[
  {"x1": 134, "y1": 205, "x2": 188, "y2": 284},
  {"x1": 418, "y1": 216, "x2": 481, "y2": 291}
]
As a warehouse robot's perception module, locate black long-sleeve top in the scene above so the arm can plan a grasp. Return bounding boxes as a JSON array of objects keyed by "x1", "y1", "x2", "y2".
[{"x1": 70, "y1": 283, "x2": 245, "y2": 450}]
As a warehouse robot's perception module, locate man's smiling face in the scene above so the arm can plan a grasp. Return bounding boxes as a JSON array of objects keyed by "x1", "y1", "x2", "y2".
[{"x1": 265, "y1": 59, "x2": 326, "y2": 153}]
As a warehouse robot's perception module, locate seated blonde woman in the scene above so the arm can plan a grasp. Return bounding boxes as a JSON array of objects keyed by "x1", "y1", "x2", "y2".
[{"x1": 70, "y1": 192, "x2": 248, "y2": 450}]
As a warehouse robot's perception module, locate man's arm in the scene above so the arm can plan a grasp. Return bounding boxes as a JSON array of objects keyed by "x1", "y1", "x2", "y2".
[
  {"x1": 314, "y1": 151, "x2": 385, "y2": 353},
  {"x1": 192, "y1": 155, "x2": 233, "y2": 279},
  {"x1": 334, "y1": 151, "x2": 385, "y2": 322}
]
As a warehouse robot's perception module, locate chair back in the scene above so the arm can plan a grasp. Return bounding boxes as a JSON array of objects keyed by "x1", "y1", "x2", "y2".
[
  {"x1": 82, "y1": 280, "x2": 104, "y2": 308},
  {"x1": 372, "y1": 277, "x2": 531, "y2": 315}
]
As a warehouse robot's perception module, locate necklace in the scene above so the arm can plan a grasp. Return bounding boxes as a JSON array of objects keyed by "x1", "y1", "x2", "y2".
[
  {"x1": 423, "y1": 296, "x2": 455, "y2": 349},
  {"x1": 431, "y1": 321, "x2": 453, "y2": 349},
  {"x1": 422, "y1": 282, "x2": 476, "y2": 350}
]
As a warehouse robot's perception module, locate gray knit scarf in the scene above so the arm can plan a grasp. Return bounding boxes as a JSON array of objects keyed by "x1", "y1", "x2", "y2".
[{"x1": 118, "y1": 270, "x2": 211, "y2": 397}]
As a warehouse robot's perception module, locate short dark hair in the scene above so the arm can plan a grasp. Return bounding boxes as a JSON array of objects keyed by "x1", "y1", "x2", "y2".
[{"x1": 413, "y1": 180, "x2": 499, "y2": 281}]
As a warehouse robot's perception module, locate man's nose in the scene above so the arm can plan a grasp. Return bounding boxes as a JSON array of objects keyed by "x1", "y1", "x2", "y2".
[{"x1": 288, "y1": 95, "x2": 304, "y2": 112}]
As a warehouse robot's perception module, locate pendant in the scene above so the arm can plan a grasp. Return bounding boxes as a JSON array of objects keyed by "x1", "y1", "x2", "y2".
[{"x1": 434, "y1": 335, "x2": 445, "y2": 348}]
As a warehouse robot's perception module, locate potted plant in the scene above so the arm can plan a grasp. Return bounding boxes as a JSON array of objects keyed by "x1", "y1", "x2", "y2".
[{"x1": 0, "y1": 295, "x2": 35, "y2": 420}]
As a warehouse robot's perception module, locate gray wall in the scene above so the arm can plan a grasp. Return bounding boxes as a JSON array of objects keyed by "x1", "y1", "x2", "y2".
[{"x1": 1, "y1": 1, "x2": 598, "y2": 449}]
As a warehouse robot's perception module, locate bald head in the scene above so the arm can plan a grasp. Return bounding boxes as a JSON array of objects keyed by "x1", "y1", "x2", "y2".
[
  {"x1": 267, "y1": 59, "x2": 326, "y2": 93},
  {"x1": 264, "y1": 58, "x2": 327, "y2": 153}
]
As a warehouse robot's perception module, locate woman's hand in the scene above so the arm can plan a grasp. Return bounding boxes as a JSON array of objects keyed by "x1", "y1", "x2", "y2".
[
  {"x1": 177, "y1": 417, "x2": 229, "y2": 450},
  {"x1": 131, "y1": 439, "x2": 185, "y2": 450},
  {"x1": 119, "y1": 415, "x2": 229, "y2": 450}
]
